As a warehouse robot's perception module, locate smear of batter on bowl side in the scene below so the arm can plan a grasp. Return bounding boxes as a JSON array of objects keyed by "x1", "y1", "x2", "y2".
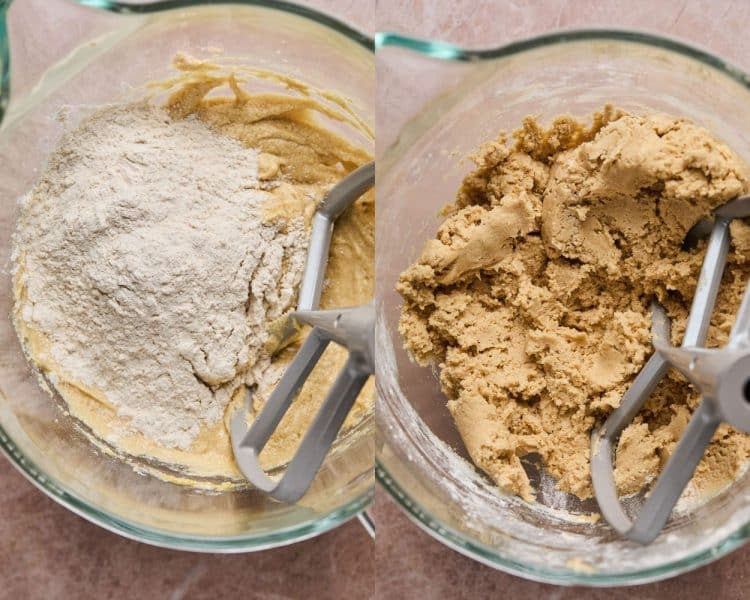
[
  {"x1": 397, "y1": 105, "x2": 750, "y2": 502},
  {"x1": 12, "y1": 54, "x2": 374, "y2": 487}
]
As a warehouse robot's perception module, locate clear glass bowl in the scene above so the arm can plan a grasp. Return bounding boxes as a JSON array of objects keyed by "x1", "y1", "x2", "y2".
[
  {"x1": 0, "y1": 0, "x2": 374, "y2": 551},
  {"x1": 376, "y1": 30, "x2": 750, "y2": 585}
]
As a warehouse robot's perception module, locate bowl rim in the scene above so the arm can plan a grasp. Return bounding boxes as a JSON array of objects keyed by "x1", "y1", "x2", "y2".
[
  {"x1": 0, "y1": 0, "x2": 374, "y2": 128},
  {"x1": 375, "y1": 27, "x2": 750, "y2": 586},
  {"x1": 0, "y1": 0, "x2": 375, "y2": 552}
]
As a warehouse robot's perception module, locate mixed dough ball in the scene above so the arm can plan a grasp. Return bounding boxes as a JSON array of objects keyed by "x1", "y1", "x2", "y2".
[{"x1": 398, "y1": 107, "x2": 750, "y2": 501}]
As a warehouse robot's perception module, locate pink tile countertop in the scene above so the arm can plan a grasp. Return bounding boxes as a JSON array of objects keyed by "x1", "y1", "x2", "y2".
[
  {"x1": 0, "y1": 1, "x2": 373, "y2": 599},
  {"x1": 372, "y1": 0, "x2": 750, "y2": 599}
]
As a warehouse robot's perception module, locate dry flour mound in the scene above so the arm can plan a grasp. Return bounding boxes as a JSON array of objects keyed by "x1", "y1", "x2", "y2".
[{"x1": 13, "y1": 102, "x2": 307, "y2": 449}]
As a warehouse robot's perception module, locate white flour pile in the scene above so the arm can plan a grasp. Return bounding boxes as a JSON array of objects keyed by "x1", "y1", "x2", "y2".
[{"x1": 12, "y1": 103, "x2": 307, "y2": 449}]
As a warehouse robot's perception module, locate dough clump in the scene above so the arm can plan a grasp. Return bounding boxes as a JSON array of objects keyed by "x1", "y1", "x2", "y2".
[{"x1": 398, "y1": 107, "x2": 750, "y2": 501}]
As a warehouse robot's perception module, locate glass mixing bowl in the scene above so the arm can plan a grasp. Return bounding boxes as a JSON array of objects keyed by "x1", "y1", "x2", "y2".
[
  {"x1": 0, "y1": 0, "x2": 374, "y2": 550},
  {"x1": 376, "y1": 30, "x2": 750, "y2": 585}
]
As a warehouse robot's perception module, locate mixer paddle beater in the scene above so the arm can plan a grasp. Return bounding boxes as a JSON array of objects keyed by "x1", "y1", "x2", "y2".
[
  {"x1": 231, "y1": 162, "x2": 374, "y2": 503},
  {"x1": 591, "y1": 194, "x2": 750, "y2": 544}
]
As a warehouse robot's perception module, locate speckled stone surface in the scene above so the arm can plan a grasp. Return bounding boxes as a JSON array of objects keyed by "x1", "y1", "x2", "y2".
[
  {"x1": 374, "y1": 0, "x2": 750, "y2": 597},
  {"x1": 0, "y1": 457, "x2": 372, "y2": 599},
  {"x1": 0, "y1": 1, "x2": 374, "y2": 599}
]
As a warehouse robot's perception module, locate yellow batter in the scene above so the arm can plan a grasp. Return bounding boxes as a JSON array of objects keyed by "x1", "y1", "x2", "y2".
[{"x1": 14, "y1": 55, "x2": 374, "y2": 486}]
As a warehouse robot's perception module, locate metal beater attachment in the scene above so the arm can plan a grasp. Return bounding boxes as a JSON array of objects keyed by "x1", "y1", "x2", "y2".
[
  {"x1": 591, "y1": 195, "x2": 750, "y2": 544},
  {"x1": 230, "y1": 162, "x2": 374, "y2": 503}
]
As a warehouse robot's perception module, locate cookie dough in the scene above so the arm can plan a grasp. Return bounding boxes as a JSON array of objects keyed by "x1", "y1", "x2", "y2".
[
  {"x1": 398, "y1": 107, "x2": 750, "y2": 501},
  {"x1": 14, "y1": 56, "x2": 373, "y2": 486}
]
